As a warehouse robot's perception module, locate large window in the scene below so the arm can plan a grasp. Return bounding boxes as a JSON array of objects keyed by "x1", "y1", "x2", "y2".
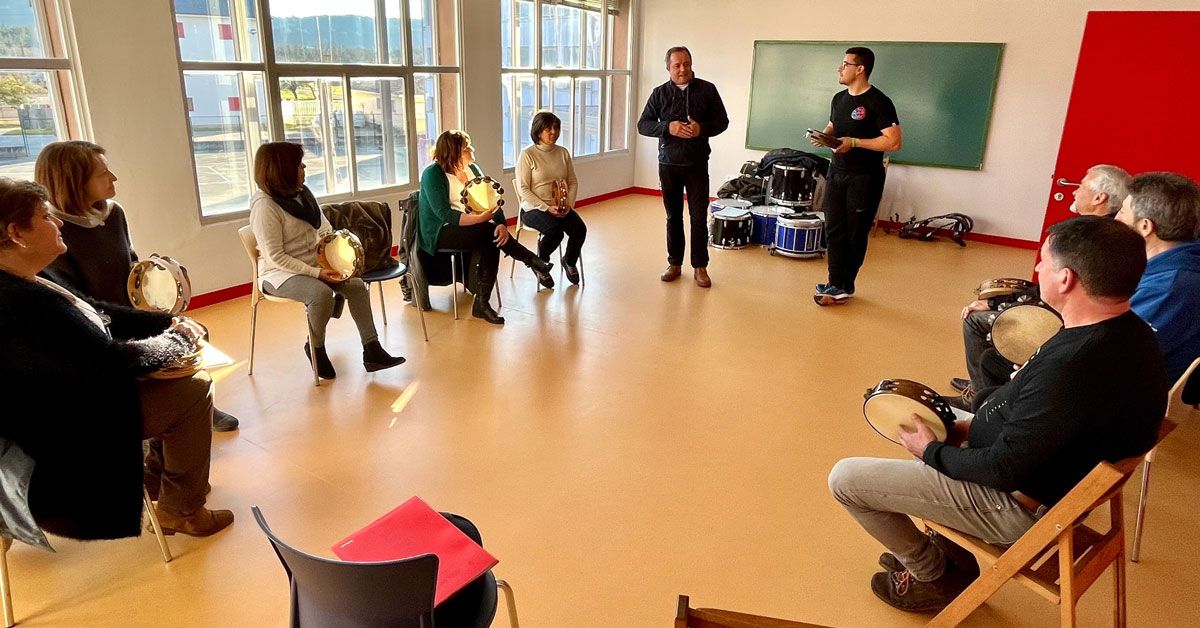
[
  {"x1": 0, "y1": 0, "x2": 79, "y2": 181},
  {"x1": 499, "y1": 0, "x2": 631, "y2": 169},
  {"x1": 174, "y1": 0, "x2": 461, "y2": 218}
]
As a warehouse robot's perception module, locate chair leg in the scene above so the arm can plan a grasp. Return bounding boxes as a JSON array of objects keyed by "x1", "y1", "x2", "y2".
[
  {"x1": 495, "y1": 281, "x2": 502, "y2": 309},
  {"x1": 1113, "y1": 496, "x2": 1128, "y2": 628},
  {"x1": 306, "y1": 327, "x2": 321, "y2": 387},
  {"x1": 409, "y1": 262, "x2": 429, "y2": 342},
  {"x1": 1, "y1": 536, "x2": 14, "y2": 628},
  {"x1": 1131, "y1": 456, "x2": 1154, "y2": 563},
  {"x1": 1059, "y1": 529, "x2": 1077, "y2": 628},
  {"x1": 509, "y1": 223, "x2": 523, "y2": 279},
  {"x1": 450, "y1": 255, "x2": 460, "y2": 320},
  {"x1": 143, "y1": 488, "x2": 172, "y2": 563},
  {"x1": 579, "y1": 252, "x2": 585, "y2": 287},
  {"x1": 497, "y1": 579, "x2": 519, "y2": 628},
  {"x1": 248, "y1": 299, "x2": 259, "y2": 375},
  {"x1": 376, "y1": 282, "x2": 388, "y2": 327}
]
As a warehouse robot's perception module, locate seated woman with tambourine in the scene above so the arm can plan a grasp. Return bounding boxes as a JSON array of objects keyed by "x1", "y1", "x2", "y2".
[
  {"x1": 249, "y1": 142, "x2": 404, "y2": 378},
  {"x1": 33, "y1": 140, "x2": 240, "y2": 433},
  {"x1": 0, "y1": 178, "x2": 234, "y2": 538},
  {"x1": 515, "y1": 111, "x2": 587, "y2": 285},
  {"x1": 417, "y1": 130, "x2": 553, "y2": 325}
]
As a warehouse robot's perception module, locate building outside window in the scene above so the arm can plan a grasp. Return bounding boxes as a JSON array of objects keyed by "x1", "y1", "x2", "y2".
[
  {"x1": 174, "y1": 0, "x2": 461, "y2": 218},
  {"x1": 499, "y1": 0, "x2": 631, "y2": 169},
  {"x1": 0, "y1": 0, "x2": 80, "y2": 181}
]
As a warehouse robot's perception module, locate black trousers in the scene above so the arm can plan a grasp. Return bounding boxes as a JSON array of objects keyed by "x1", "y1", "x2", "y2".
[
  {"x1": 437, "y1": 222, "x2": 536, "y2": 295},
  {"x1": 520, "y1": 208, "x2": 587, "y2": 266},
  {"x1": 823, "y1": 166, "x2": 886, "y2": 292},
  {"x1": 659, "y1": 163, "x2": 710, "y2": 269}
]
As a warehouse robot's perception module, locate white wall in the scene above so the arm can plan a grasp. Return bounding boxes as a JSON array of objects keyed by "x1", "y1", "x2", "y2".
[
  {"x1": 633, "y1": 0, "x2": 1197, "y2": 242},
  {"x1": 65, "y1": 0, "x2": 636, "y2": 296}
]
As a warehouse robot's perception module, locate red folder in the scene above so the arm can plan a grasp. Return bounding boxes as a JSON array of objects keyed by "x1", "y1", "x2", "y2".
[{"x1": 332, "y1": 497, "x2": 498, "y2": 606}]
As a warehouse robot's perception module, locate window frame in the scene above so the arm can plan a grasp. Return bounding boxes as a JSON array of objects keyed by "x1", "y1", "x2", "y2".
[
  {"x1": 499, "y1": 0, "x2": 633, "y2": 172},
  {"x1": 173, "y1": 0, "x2": 464, "y2": 222}
]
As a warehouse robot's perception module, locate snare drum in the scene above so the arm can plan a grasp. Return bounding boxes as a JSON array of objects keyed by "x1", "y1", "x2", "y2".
[
  {"x1": 317, "y1": 229, "x2": 366, "y2": 280},
  {"x1": 989, "y1": 300, "x2": 1063, "y2": 364},
  {"x1": 709, "y1": 198, "x2": 752, "y2": 214},
  {"x1": 709, "y1": 207, "x2": 753, "y2": 249},
  {"x1": 772, "y1": 213, "x2": 825, "y2": 258},
  {"x1": 863, "y1": 379, "x2": 957, "y2": 445},
  {"x1": 461, "y1": 176, "x2": 506, "y2": 214},
  {"x1": 127, "y1": 254, "x2": 192, "y2": 315},
  {"x1": 749, "y1": 205, "x2": 792, "y2": 246},
  {"x1": 768, "y1": 163, "x2": 815, "y2": 207},
  {"x1": 977, "y1": 277, "x2": 1037, "y2": 300}
]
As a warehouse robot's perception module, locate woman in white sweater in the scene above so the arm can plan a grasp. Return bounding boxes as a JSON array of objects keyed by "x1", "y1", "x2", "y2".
[
  {"x1": 249, "y1": 142, "x2": 404, "y2": 379},
  {"x1": 514, "y1": 111, "x2": 587, "y2": 284}
]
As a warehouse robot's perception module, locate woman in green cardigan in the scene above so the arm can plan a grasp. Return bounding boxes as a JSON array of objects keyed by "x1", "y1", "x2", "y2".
[{"x1": 418, "y1": 130, "x2": 552, "y2": 325}]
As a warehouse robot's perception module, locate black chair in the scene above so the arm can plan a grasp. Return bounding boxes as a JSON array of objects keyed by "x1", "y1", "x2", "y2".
[
  {"x1": 403, "y1": 192, "x2": 502, "y2": 323},
  {"x1": 252, "y1": 506, "x2": 518, "y2": 628}
]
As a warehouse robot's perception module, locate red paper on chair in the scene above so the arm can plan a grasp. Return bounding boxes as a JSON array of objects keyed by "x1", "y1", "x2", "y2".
[{"x1": 331, "y1": 496, "x2": 498, "y2": 606}]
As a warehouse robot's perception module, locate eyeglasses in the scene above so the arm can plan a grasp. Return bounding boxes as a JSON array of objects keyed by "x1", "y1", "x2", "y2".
[{"x1": 839, "y1": 61, "x2": 862, "y2": 69}]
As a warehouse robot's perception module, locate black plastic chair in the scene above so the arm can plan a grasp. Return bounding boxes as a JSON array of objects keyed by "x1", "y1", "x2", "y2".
[{"x1": 252, "y1": 506, "x2": 516, "y2": 628}]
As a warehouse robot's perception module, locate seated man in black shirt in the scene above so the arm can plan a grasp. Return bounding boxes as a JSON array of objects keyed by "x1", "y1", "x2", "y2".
[{"x1": 828, "y1": 216, "x2": 1166, "y2": 613}]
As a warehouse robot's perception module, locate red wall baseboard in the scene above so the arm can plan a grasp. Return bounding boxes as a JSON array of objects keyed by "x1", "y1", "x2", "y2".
[{"x1": 188, "y1": 282, "x2": 252, "y2": 311}]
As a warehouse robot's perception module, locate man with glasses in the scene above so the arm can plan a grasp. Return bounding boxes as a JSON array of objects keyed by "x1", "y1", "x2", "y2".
[
  {"x1": 812, "y1": 47, "x2": 902, "y2": 306},
  {"x1": 638, "y1": 46, "x2": 729, "y2": 288}
]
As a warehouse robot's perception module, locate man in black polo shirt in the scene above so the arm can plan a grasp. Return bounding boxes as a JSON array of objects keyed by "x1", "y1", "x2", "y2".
[
  {"x1": 812, "y1": 46, "x2": 902, "y2": 306},
  {"x1": 828, "y1": 216, "x2": 1166, "y2": 612}
]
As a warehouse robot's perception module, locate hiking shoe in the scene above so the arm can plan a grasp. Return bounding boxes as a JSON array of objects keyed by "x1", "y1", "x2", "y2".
[
  {"x1": 870, "y1": 566, "x2": 973, "y2": 613},
  {"x1": 950, "y1": 377, "x2": 971, "y2": 392}
]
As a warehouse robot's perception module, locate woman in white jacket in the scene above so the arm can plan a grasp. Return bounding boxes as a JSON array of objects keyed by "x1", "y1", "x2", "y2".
[{"x1": 249, "y1": 141, "x2": 404, "y2": 379}]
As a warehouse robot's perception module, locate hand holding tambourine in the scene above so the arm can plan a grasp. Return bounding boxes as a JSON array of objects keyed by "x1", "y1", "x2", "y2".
[
  {"x1": 550, "y1": 179, "x2": 570, "y2": 216},
  {"x1": 317, "y1": 229, "x2": 365, "y2": 282}
]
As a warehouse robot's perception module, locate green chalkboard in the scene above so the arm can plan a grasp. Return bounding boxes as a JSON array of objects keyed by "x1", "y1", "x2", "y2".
[{"x1": 747, "y1": 41, "x2": 1004, "y2": 170}]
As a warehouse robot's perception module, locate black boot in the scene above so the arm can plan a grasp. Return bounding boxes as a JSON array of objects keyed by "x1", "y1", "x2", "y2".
[
  {"x1": 303, "y1": 342, "x2": 337, "y2": 379},
  {"x1": 527, "y1": 256, "x2": 555, "y2": 288},
  {"x1": 363, "y1": 340, "x2": 406, "y2": 372},
  {"x1": 471, "y1": 295, "x2": 505, "y2": 325}
]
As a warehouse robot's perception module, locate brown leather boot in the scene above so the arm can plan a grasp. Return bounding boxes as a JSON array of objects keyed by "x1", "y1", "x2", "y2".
[
  {"x1": 660, "y1": 264, "x2": 681, "y2": 282},
  {"x1": 694, "y1": 267, "x2": 712, "y2": 288},
  {"x1": 156, "y1": 506, "x2": 235, "y2": 537}
]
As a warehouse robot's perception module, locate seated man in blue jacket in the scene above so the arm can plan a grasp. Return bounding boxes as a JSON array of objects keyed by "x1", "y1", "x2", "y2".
[
  {"x1": 828, "y1": 216, "x2": 1167, "y2": 613},
  {"x1": 1117, "y1": 171, "x2": 1200, "y2": 401}
]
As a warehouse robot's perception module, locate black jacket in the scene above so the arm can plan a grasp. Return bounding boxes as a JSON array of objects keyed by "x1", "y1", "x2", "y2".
[
  {"x1": 0, "y1": 270, "x2": 189, "y2": 540},
  {"x1": 637, "y1": 77, "x2": 729, "y2": 167}
]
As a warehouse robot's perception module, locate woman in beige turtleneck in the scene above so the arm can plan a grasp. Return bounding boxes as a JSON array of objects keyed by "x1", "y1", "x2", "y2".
[{"x1": 514, "y1": 111, "x2": 587, "y2": 285}]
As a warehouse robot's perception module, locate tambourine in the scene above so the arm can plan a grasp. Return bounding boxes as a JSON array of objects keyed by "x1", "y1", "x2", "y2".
[
  {"x1": 976, "y1": 277, "x2": 1036, "y2": 300},
  {"x1": 989, "y1": 299, "x2": 1063, "y2": 364},
  {"x1": 461, "y1": 176, "x2": 505, "y2": 215},
  {"x1": 317, "y1": 229, "x2": 365, "y2": 281},
  {"x1": 863, "y1": 379, "x2": 957, "y2": 445},
  {"x1": 147, "y1": 344, "x2": 205, "y2": 380},
  {"x1": 128, "y1": 254, "x2": 192, "y2": 315},
  {"x1": 551, "y1": 179, "x2": 570, "y2": 211}
]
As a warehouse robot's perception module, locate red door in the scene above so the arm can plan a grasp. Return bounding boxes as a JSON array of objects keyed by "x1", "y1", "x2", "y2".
[{"x1": 1039, "y1": 11, "x2": 1200, "y2": 241}]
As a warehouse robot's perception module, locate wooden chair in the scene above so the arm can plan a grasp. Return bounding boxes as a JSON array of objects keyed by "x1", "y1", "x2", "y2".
[
  {"x1": 673, "y1": 595, "x2": 830, "y2": 628},
  {"x1": 508, "y1": 179, "x2": 585, "y2": 287},
  {"x1": 1131, "y1": 356, "x2": 1200, "y2": 562},
  {"x1": 922, "y1": 418, "x2": 1182, "y2": 626},
  {"x1": 237, "y1": 226, "x2": 321, "y2": 386}
]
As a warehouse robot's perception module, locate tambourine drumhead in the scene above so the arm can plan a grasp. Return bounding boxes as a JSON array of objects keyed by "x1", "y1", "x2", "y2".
[
  {"x1": 991, "y1": 303, "x2": 1063, "y2": 364},
  {"x1": 462, "y1": 176, "x2": 505, "y2": 214},
  {"x1": 977, "y1": 277, "x2": 1036, "y2": 300},
  {"x1": 317, "y1": 230, "x2": 365, "y2": 280},
  {"x1": 863, "y1": 379, "x2": 955, "y2": 445},
  {"x1": 128, "y1": 255, "x2": 191, "y2": 315}
]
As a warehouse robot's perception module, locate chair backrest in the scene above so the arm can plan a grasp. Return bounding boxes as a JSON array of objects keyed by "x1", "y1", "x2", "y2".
[
  {"x1": 237, "y1": 226, "x2": 264, "y2": 300},
  {"x1": 251, "y1": 506, "x2": 439, "y2": 628},
  {"x1": 674, "y1": 595, "x2": 830, "y2": 628},
  {"x1": 1167, "y1": 356, "x2": 1200, "y2": 426}
]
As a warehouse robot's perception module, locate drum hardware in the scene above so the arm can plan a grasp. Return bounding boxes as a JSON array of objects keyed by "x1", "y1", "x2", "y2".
[
  {"x1": 863, "y1": 379, "x2": 957, "y2": 445},
  {"x1": 127, "y1": 254, "x2": 192, "y2": 315},
  {"x1": 976, "y1": 277, "x2": 1036, "y2": 300},
  {"x1": 988, "y1": 300, "x2": 1063, "y2": 364},
  {"x1": 461, "y1": 176, "x2": 506, "y2": 215},
  {"x1": 767, "y1": 163, "x2": 816, "y2": 208},
  {"x1": 317, "y1": 229, "x2": 366, "y2": 281},
  {"x1": 709, "y1": 207, "x2": 753, "y2": 250},
  {"x1": 771, "y1": 212, "x2": 825, "y2": 258}
]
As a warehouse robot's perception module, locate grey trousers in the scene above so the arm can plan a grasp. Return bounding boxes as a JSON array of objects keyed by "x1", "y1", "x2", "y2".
[
  {"x1": 139, "y1": 372, "x2": 214, "y2": 516},
  {"x1": 828, "y1": 457, "x2": 1039, "y2": 581},
  {"x1": 265, "y1": 275, "x2": 378, "y2": 347}
]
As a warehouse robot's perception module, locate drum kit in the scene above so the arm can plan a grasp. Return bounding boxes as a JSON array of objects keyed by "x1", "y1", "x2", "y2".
[{"x1": 709, "y1": 162, "x2": 825, "y2": 257}]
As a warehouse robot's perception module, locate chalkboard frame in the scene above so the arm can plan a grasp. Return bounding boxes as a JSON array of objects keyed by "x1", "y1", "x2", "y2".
[{"x1": 746, "y1": 40, "x2": 1005, "y2": 170}]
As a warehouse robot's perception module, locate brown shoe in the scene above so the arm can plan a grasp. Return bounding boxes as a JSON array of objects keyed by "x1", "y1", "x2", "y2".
[
  {"x1": 694, "y1": 267, "x2": 712, "y2": 288},
  {"x1": 660, "y1": 264, "x2": 682, "y2": 282},
  {"x1": 156, "y1": 506, "x2": 235, "y2": 537}
]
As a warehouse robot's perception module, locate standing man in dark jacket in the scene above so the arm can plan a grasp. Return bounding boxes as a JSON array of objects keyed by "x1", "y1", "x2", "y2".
[{"x1": 638, "y1": 46, "x2": 728, "y2": 287}]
